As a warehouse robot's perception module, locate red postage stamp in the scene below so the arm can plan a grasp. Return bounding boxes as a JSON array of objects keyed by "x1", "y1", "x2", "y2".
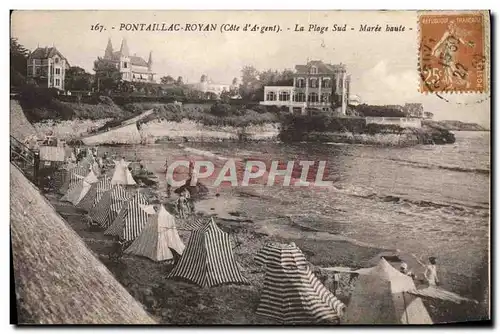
[{"x1": 418, "y1": 11, "x2": 489, "y2": 94}]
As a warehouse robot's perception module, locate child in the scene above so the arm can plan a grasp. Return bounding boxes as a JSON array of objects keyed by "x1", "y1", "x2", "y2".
[{"x1": 399, "y1": 262, "x2": 416, "y2": 279}]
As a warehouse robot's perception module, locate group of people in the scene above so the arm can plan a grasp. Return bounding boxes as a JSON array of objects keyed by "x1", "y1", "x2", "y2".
[{"x1": 399, "y1": 254, "x2": 440, "y2": 286}]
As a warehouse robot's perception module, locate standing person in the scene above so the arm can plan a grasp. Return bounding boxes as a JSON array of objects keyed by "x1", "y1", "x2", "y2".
[
  {"x1": 188, "y1": 159, "x2": 195, "y2": 179},
  {"x1": 33, "y1": 151, "x2": 40, "y2": 186},
  {"x1": 164, "y1": 158, "x2": 172, "y2": 198},
  {"x1": 413, "y1": 254, "x2": 440, "y2": 286}
]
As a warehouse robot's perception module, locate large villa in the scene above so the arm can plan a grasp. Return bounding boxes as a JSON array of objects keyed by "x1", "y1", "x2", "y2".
[{"x1": 260, "y1": 60, "x2": 351, "y2": 115}]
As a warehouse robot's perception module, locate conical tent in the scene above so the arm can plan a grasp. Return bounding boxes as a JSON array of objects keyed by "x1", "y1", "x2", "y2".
[
  {"x1": 105, "y1": 191, "x2": 151, "y2": 241},
  {"x1": 60, "y1": 170, "x2": 99, "y2": 205},
  {"x1": 124, "y1": 205, "x2": 185, "y2": 261},
  {"x1": 111, "y1": 159, "x2": 136, "y2": 186},
  {"x1": 89, "y1": 185, "x2": 131, "y2": 228},
  {"x1": 343, "y1": 258, "x2": 433, "y2": 325},
  {"x1": 59, "y1": 166, "x2": 89, "y2": 195},
  {"x1": 255, "y1": 242, "x2": 309, "y2": 268},
  {"x1": 255, "y1": 242, "x2": 346, "y2": 324},
  {"x1": 91, "y1": 161, "x2": 101, "y2": 177},
  {"x1": 77, "y1": 175, "x2": 112, "y2": 211},
  {"x1": 78, "y1": 155, "x2": 94, "y2": 171},
  {"x1": 60, "y1": 174, "x2": 84, "y2": 202},
  {"x1": 167, "y1": 218, "x2": 249, "y2": 287}
]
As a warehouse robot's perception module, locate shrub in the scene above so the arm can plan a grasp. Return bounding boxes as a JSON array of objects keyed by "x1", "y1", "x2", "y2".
[{"x1": 209, "y1": 103, "x2": 232, "y2": 116}]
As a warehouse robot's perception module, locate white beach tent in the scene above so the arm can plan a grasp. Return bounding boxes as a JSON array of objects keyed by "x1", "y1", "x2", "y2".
[
  {"x1": 343, "y1": 257, "x2": 433, "y2": 325},
  {"x1": 124, "y1": 205, "x2": 185, "y2": 262},
  {"x1": 104, "y1": 191, "x2": 151, "y2": 241},
  {"x1": 255, "y1": 242, "x2": 346, "y2": 324},
  {"x1": 60, "y1": 170, "x2": 99, "y2": 205},
  {"x1": 111, "y1": 159, "x2": 136, "y2": 186}
]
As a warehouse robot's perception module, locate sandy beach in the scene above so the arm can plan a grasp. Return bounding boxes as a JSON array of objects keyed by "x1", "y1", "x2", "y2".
[{"x1": 40, "y1": 141, "x2": 488, "y2": 324}]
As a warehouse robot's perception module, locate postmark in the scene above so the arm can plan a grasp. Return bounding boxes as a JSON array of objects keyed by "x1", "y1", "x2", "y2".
[{"x1": 418, "y1": 11, "x2": 489, "y2": 94}]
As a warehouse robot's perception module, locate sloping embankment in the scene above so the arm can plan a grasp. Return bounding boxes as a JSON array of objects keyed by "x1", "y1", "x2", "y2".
[
  {"x1": 10, "y1": 164, "x2": 155, "y2": 324},
  {"x1": 10, "y1": 100, "x2": 38, "y2": 142},
  {"x1": 81, "y1": 122, "x2": 142, "y2": 146},
  {"x1": 122, "y1": 109, "x2": 154, "y2": 126}
]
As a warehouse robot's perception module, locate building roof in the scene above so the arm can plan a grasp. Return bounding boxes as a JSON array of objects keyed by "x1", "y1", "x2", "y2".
[
  {"x1": 295, "y1": 60, "x2": 346, "y2": 75},
  {"x1": 29, "y1": 47, "x2": 66, "y2": 61},
  {"x1": 110, "y1": 52, "x2": 149, "y2": 67}
]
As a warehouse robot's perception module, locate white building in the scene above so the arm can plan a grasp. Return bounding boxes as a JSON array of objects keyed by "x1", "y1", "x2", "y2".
[
  {"x1": 101, "y1": 38, "x2": 155, "y2": 83},
  {"x1": 27, "y1": 46, "x2": 69, "y2": 91},
  {"x1": 260, "y1": 60, "x2": 350, "y2": 115}
]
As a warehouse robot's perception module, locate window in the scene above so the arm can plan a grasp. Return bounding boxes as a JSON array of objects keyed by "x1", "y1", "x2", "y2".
[
  {"x1": 279, "y1": 91, "x2": 290, "y2": 101},
  {"x1": 308, "y1": 92, "x2": 319, "y2": 103},
  {"x1": 123, "y1": 62, "x2": 128, "y2": 68},
  {"x1": 266, "y1": 91, "x2": 277, "y2": 101},
  {"x1": 321, "y1": 93, "x2": 331, "y2": 103},
  {"x1": 55, "y1": 79, "x2": 60, "y2": 86},
  {"x1": 55, "y1": 68, "x2": 61, "y2": 75},
  {"x1": 310, "y1": 66, "x2": 318, "y2": 74},
  {"x1": 310, "y1": 78, "x2": 318, "y2": 88},
  {"x1": 54, "y1": 57, "x2": 59, "y2": 64},
  {"x1": 294, "y1": 92, "x2": 305, "y2": 102},
  {"x1": 296, "y1": 78, "x2": 305, "y2": 88},
  {"x1": 322, "y1": 78, "x2": 331, "y2": 88}
]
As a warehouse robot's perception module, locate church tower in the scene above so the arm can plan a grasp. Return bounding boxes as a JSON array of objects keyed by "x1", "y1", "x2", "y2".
[{"x1": 104, "y1": 38, "x2": 113, "y2": 59}]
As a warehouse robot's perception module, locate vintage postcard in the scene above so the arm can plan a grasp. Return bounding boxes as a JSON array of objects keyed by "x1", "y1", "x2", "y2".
[{"x1": 9, "y1": 10, "x2": 491, "y2": 325}]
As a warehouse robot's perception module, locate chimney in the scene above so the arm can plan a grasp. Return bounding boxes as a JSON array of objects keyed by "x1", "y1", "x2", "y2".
[{"x1": 147, "y1": 51, "x2": 153, "y2": 70}]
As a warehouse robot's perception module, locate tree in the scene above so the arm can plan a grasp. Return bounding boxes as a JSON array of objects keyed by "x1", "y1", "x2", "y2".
[
  {"x1": 65, "y1": 66, "x2": 93, "y2": 92},
  {"x1": 239, "y1": 65, "x2": 261, "y2": 101},
  {"x1": 200, "y1": 74, "x2": 207, "y2": 83},
  {"x1": 160, "y1": 75, "x2": 175, "y2": 85},
  {"x1": 232, "y1": 77, "x2": 238, "y2": 86},
  {"x1": 220, "y1": 88, "x2": 232, "y2": 103},
  {"x1": 176, "y1": 76, "x2": 184, "y2": 85},
  {"x1": 10, "y1": 38, "x2": 29, "y2": 88},
  {"x1": 93, "y1": 57, "x2": 121, "y2": 93}
]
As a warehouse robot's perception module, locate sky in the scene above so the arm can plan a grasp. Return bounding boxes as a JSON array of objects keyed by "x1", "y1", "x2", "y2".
[{"x1": 11, "y1": 10, "x2": 490, "y2": 126}]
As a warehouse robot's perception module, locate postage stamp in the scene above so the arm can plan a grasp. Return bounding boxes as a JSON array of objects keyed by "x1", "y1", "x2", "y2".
[{"x1": 418, "y1": 11, "x2": 489, "y2": 94}]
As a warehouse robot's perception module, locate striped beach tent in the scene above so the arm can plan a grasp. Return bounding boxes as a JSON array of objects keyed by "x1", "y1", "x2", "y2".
[
  {"x1": 176, "y1": 217, "x2": 206, "y2": 231},
  {"x1": 111, "y1": 159, "x2": 136, "y2": 186},
  {"x1": 343, "y1": 258, "x2": 433, "y2": 324},
  {"x1": 167, "y1": 218, "x2": 249, "y2": 287},
  {"x1": 104, "y1": 191, "x2": 151, "y2": 241},
  {"x1": 255, "y1": 242, "x2": 308, "y2": 268},
  {"x1": 89, "y1": 185, "x2": 131, "y2": 228},
  {"x1": 124, "y1": 205, "x2": 185, "y2": 261},
  {"x1": 59, "y1": 166, "x2": 89, "y2": 195},
  {"x1": 77, "y1": 175, "x2": 112, "y2": 211},
  {"x1": 255, "y1": 242, "x2": 346, "y2": 324},
  {"x1": 60, "y1": 170, "x2": 99, "y2": 205}
]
